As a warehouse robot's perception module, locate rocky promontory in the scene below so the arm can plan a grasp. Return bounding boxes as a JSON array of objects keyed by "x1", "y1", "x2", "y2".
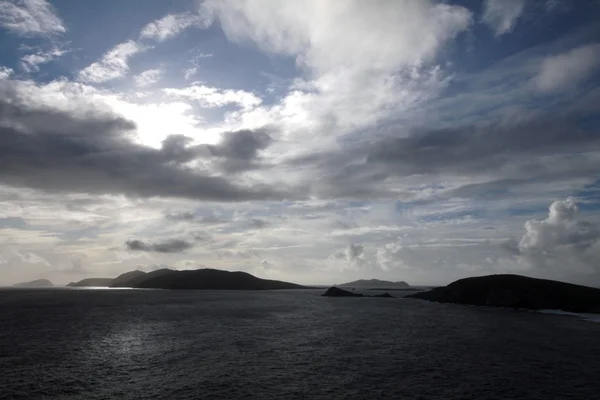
[{"x1": 407, "y1": 274, "x2": 600, "y2": 313}]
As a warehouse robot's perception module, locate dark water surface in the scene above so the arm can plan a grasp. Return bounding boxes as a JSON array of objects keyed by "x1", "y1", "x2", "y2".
[{"x1": 1, "y1": 288, "x2": 600, "y2": 399}]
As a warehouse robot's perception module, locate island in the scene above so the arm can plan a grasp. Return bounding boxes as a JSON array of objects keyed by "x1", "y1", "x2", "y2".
[
  {"x1": 322, "y1": 286, "x2": 394, "y2": 298},
  {"x1": 127, "y1": 268, "x2": 304, "y2": 290},
  {"x1": 338, "y1": 278, "x2": 410, "y2": 290},
  {"x1": 13, "y1": 279, "x2": 54, "y2": 288},
  {"x1": 61, "y1": 268, "x2": 306, "y2": 290},
  {"x1": 67, "y1": 278, "x2": 114, "y2": 287},
  {"x1": 406, "y1": 274, "x2": 600, "y2": 314}
]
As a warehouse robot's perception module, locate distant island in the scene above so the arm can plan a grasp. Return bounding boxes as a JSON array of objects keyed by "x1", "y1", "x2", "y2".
[
  {"x1": 13, "y1": 279, "x2": 54, "y2": 288},
  {"x1": 62, "y1": 268, "x2": 305, "y2": 290},
  {"x1": 322, "y1": 286, "x2": 394, "y2": 298},
  {"x1": 338, "y1": 279, "x2": 410, "y2": 289},
  {"x1": 407, "y1": 274, "x2": 600, "y2": 314}
]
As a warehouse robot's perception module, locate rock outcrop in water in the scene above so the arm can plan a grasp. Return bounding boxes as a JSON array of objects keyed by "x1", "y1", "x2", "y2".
[
  {"x1": 407, "y1": 274, "x2": 600, "y2": 313},
  {"x1": 322, "y1": 286, "x2": 394, "y2": 298},
  {"x1": 13, "y1": 279, "x2": 53, "y2": 288}
]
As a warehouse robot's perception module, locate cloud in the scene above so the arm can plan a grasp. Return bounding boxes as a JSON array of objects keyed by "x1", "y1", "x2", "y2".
[
  {"x1": 163, "y1": 84, "x2": 262, "y2": 110},
  {"x1": 203, "y1": 0, "x2": 472, "y2": 158},
  {"x1": 165, "y1": 211, "x2": 196, "y2": 221},
  {"x1": 0, "y1": 66, "x2": 13, "y2": 80},
  {"x1": 21, "y1": 47, "x2": 68, "y2": 72},
  {"x1": 206, "y1": 129, "x2": 272, "y2": 172},
  {"x1": 14, "y1": 250, "x2": 51, "y2": 266},
  {"x1": 79, "y1": 41, "x2": 147, "y2": 83},
  {"x1": 140, "y1": 12, "x2": 209, "y2": 42},
  {"x1": 288, "y1": 108, "x2": 600, "y2": 199},
  {"x1": 249, "y1": 218, "x2": 270, "y2": 229},
  {"x1": 516, "y1": 198, "x2": 600, "y2": 275},
  {"x1": 125, "y1": 239, "x2": 194, "y2": 253},
  {"x1": 535, "y1": 43, "x2": 600, "y2": 92},
  {"x1": 57, "y1": 259, "x2": 91, "y2": 275},
  {"x1": 0, "y1": 78, "x2": 294, "y2": 202},
  {"x1": 331, "y1": 243, "x2": 369, "y2": 270},
  {"x1": 134, "y1": 69, "x2": 162, "y2": 87},
  {"x1": 482, "y1": 0, "x2": 526, "y2": 36},
  {"x1": 184, "y1": 67, "x2": 197, "y2": 80},
  {"x1": 206, "y1": 0, "x2": 471, "y2": 74},
  {"x1": 0, "y1": 0, "x2": 65, "y2": 37},
  {"x1": 376, "y1": 242, "x2": 411, "y2": 271}
]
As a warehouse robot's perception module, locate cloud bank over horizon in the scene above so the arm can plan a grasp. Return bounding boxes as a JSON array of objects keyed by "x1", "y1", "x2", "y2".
[{"x1": 0, "y1": 0, "x2": 599, "y2": 286}]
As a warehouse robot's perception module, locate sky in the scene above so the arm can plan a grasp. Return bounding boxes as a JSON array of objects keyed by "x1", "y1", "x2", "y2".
[{"x1": 1, "y1": 0, "x2": 600, "y2": 286}]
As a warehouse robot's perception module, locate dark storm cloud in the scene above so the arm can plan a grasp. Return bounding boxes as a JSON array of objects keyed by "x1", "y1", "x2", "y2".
[
  {"x1": 364, "y1": 117, "x2": 599, "y2": 175},
  {"x1": 289, "y1": 110, "x2": 600, "y2": 198},
  {"x1": 164, "y1": 211, "x2": 231, "y2": 225},
  {"x1": 0, "y1": 82, "x2": 290, "y2": 202},
  {"x1": 206, "y1": 129, "x2": 273, "y2": 173},
  {"x1": 165, "y1": 211, "x2": 196, "y2": 221},
  {"x1": 125, "y1": 239, "x2": 194, "y2": 253}
]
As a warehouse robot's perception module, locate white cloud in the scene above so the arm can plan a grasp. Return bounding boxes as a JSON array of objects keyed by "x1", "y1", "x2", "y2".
[
  {"x1": 0, "y1": 0, "x2": 65, "y2": 36},
  {"x1": 482, "y1": 0, "x2": 526, "y2": 36},
  {"x1": 517, "y1": 198, "x2": 600, "y2": 275},
  {"x1": 79, "y1": 41, "x2": 148, "y2": 83},
  {"x1": 330, "y1": 243, "x2": 371, "y2": 271},
  {"x1": 14, "y1": 250, "x2": 51, "y2": 266},
  {"x1": 206, "y1": 0, "x2": 471, "y2": 74},
  {"x1": 0, "y1": 74, "x2": 208, "y2": 149},
  {"x1": 0, "y1": 66, "x2": 13, "y2": 80},
  {"x1": 204, "y1": 0, "x2": 472, "y2": 155},
  {"x1": 21, "y1": 47, "x2": 68, "y2": 72},
  {"x1": 376, "y1": 242, "x2": 410, "y2": 271},
  {"x1": 164, "y1": 84, "x2": 262, "y2": 110},
  {"x1": 134, "y1": 69, "x2": 162, "y2": 87},
  {"x1": 140, "y1": 12, "x2": 210, "y2": 42},
  {"x1": 184, "y1": 67, "x2": 197, "y2": 80},
  {"x1": 535, "y1": 43, "x2": 600, "y2": 92}
]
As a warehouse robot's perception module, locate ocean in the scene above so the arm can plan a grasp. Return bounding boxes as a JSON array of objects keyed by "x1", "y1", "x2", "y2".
[{"x1": 1, "y1": 288, "x2": 600, "y2": 399}]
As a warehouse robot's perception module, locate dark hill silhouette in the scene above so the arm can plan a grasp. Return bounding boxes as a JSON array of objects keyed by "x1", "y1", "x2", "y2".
[
  {"x1": 339, "y1": 279, "x2": 409, "y2": 288},
  {"x1": 67, "y1": 278, "x2": 113, "y2": 287},
  {"x1": 322, "y1": 286, "x2": 394, "y2": 298},
  {"x1": 131, "y1": 268, "x2": 304, "y2": 290},
  {"x1": 13, "y1": 279, "x2": 53, "y2": 288},
  {"x1": 407, "y1": 274, "x2": 600, "y2": 313},
  {"x1": 64, "y1": 268, "x2": 304, "y2": 290},
  {"x1": 110, "y1": 270, "x2": 147, "y2": 287},
  {"x1": 110, "y1": 269, "x2": 172, "y2": 287}
]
